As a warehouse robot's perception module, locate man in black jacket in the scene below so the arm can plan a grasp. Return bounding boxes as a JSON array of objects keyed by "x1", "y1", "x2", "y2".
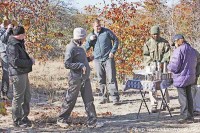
[{"x1": 6, "y1": 26, "x2": 34, "y2": 127}]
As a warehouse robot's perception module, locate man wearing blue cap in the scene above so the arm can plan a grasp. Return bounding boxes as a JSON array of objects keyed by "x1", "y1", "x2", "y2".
[{"x1": 168, "y1": 34, "x2": 197, "y2": 124}]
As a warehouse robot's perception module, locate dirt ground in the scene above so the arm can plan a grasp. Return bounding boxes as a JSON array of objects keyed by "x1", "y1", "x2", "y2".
[
  {"x1": 1, "y1": 87, "x2": 200, "y2": 133},
  {"x1": 0, "y1": 61, "x2": 200, "y2": 133}
]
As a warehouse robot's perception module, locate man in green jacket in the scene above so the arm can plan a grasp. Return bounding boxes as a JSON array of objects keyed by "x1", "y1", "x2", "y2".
[{"x1": 143, "y1": 25, "x2": 171, "y2": 113}]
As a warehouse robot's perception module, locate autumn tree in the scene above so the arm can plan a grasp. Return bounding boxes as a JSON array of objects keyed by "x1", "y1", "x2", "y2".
[
  {"x1": 85, "y1": 0, "x2": 154, "y2": 82},
  {"x1": 0, "y1": 0, "x2": 87, "y2": 60},
  {"x1": 178, "y1": 0, "x2": 200, "y2": 47},
  {"x1": 84, "y1": 0, "x2": 200, "y2": 83}
]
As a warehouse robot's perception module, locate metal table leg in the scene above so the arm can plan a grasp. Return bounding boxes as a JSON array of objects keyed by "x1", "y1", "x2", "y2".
[
  {"x1": 158, "y1": 88, "x2": 172, "y2": 118},
  {"x1": 137, "y1": 90, "x2": 150, "y2": 119}
]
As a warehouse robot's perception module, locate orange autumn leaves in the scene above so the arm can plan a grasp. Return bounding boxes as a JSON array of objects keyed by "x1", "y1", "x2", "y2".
[
  {"x1": 84, "y1": 1, "x2": 152, "y2": 82},
  {"x1": 0, "y1": 0, "x2": 58, "y2": 61},
  {"x1": 84, "y1": 0, "x2": 199, "y2": 82}
]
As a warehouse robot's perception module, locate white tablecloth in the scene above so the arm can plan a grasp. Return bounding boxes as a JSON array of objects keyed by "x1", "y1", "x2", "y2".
[{"x1": 125, "y1": 79, "x2": 172, "y2": 92}]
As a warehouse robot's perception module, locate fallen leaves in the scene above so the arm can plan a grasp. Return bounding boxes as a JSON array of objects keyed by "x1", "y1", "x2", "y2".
[
  {"x1": 0, "y1": 101, "x2": 7, "y2": 116},
  {"x1": 97, "y1": 111, "x2": 112, "y2": 117}
]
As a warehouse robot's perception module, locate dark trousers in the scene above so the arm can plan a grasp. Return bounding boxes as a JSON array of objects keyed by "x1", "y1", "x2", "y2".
[
  {"x1": 177, "y1": 85, "x2": 194, "y2": 119},
  {"x1": 58, "y1": 77, "x2": 96, "y2": 121},
  {"x1": 1, "y1": 60, "x2": 9, "y2": 96},
  {"x1": 11, "y1": 74, "x2": 31, "y2": 122},
  {"x1": 94, "y1": 58, "x2": 119, "y2": 102}
]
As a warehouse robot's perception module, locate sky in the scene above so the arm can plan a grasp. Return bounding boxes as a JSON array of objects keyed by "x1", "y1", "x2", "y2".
[{"x1": 72, "y1": 0, "x2": 180, "y2": 10}]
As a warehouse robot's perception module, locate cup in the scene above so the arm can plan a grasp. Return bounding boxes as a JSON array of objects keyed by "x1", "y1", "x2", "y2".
[{"x1": 90, "y1": 35, "x2": 97, "y2": 40}]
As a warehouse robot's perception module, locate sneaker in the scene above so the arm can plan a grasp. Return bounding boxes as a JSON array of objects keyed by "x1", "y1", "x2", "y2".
[
  {"x1": 113, "y1": 100, "x2": 121, "y2": 105},
  {"x1": 95, "y1": 122, "x2": 104, "y2": 128},
  {"x1": 99, "y1": 99, "x2": 107, "y2": 104},
  {"x1": 22, "y1": 117, "x2": 32, "y2": 127},
  {"x1": 57, "y1": 119, "x2": 70, "y2": 128},
  {"x1": 87, "y1": 119, "x2": 104, "y2": 128},
  {"x1": 193, "y1": 111, "x2": 200, "y2": 116},
  {"x1": 13, "y1": 120, "x2": 27, "y2": 128},
  {"x1": 151, "y1": 107, "x2": 157, "y2": 113},
  {"x1": 178, "y1": 118, "x2": 194, "y2": 124},
  {"x1": 88, "y1": 122, "x2": 104, "y2": 128},
  {"x1": 87, "y1": 118, "x2": 97, "y2": 126}
]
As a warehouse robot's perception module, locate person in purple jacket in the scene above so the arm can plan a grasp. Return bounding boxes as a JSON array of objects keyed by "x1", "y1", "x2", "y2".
[{"x1": 167, "y1": 34, "x2": 197, "y2": 124}]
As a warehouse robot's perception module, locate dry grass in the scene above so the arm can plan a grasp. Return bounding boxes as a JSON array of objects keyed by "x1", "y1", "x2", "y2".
[
  {"x1": 29, "y1": 60, "x2": 98, "y2": 92},
  {"x1": 29, "y1": 60, "x2": 68, "y2": 91},
  {"x1": 1, "y1": 61, "x2": 200, "y2": 132}
]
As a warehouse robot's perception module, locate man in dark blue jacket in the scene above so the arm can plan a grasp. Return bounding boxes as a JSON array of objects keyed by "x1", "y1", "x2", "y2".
[
  {"x1": 85, "y1": 18, "x2": 120, "y2": 105},
  {"x1": 7, "y1": 26, "x2": 34, "y2": 127}
]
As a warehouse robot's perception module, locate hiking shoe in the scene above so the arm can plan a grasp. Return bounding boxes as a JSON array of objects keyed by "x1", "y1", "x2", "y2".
[
  {"x1": 13, "y1": 120, "x2": 27, "y2": 128},
  {"x1": 113, "y1": 100, "x2": 121, "y2": 105},
  {"x1": 193, "y1": 111, "x2": 200, "y2": 116},
  {"x1": 87, "y1": 118, "x2": 97, "y2": 126},
  {"x1": 22, "y1": 117, "x2": 32, "y2": 127},
  {"x1": 87, "y1": 119, "x2": 104, "y2": 128},
  {"x1": 88, "y1": 121, "x2": 104, "y2": 128},
  {"x1": 57, "y1": 119, "x2": 70, "y2": 128},
  {"x1": 178, "y1": 118, "x2": 194, "y2": 124},
  {"x1": 99, "y1": 99, "x2": 107, "y2": 104}
]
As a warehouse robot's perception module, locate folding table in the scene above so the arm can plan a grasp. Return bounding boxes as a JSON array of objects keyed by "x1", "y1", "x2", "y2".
[{"x1": 125, "y1": 79, "x2": 173, "y2": 119}]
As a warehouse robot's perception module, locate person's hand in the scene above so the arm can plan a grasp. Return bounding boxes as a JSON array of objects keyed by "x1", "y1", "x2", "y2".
[
  {"x1": 82, "y1": 66, "x2": 86, "y2": 74},
  {"x1": 6, "y1": 24, "x2": 13, "y2": 33},
  {"x1": 88, "y1": 55, "x2": 94, "y2": 62},
  {"x1": 7, "y1": 24, "x2": 13, "y2": 29},
  {"x1": 90, "y1": 35, "x2": 97, "y2": 41},
  {"x1": 109, "y1": 53, "x2": 114, "y2": 58}
]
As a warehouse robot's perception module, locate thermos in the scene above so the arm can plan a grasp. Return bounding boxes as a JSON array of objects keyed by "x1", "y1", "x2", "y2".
[{"x1": 163, "y1": 62, "x2": 167, "y2": 73}]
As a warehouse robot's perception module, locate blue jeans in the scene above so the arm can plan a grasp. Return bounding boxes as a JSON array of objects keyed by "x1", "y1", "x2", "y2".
[{"x1": 94, "y1": 58, "x2": 119, "y2": 102}]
